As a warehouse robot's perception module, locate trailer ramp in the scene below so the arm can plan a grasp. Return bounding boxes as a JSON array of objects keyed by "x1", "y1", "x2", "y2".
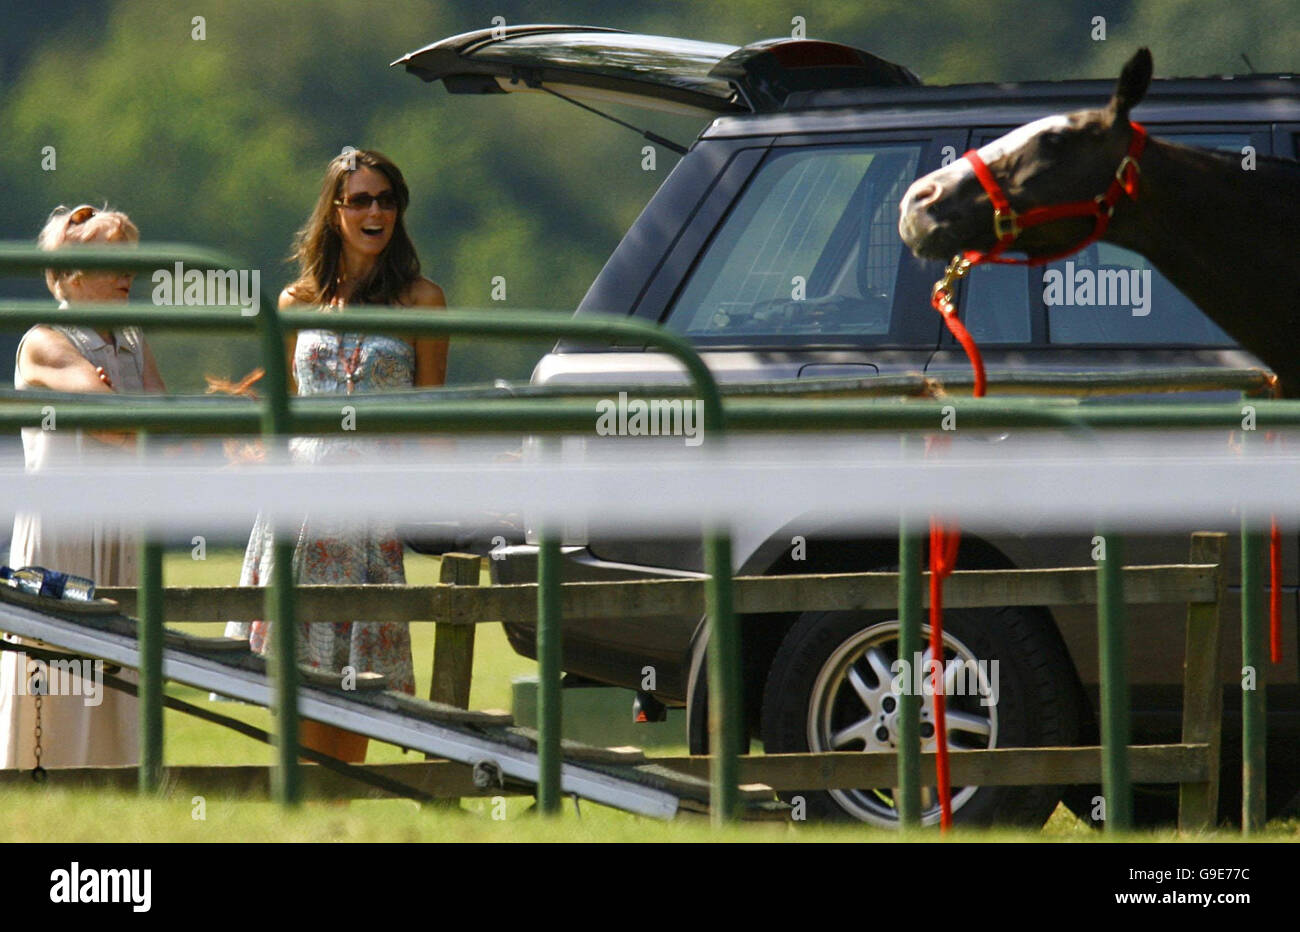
[{"x1": 0, "y1": 588, "x2": 779, "y2": 819}]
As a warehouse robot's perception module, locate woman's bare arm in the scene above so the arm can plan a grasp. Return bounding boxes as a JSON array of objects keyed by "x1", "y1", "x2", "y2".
[
  {"x1": 18, "y1": 327, "x2": 116, "y2": 395},
  {"x1": 18, "y1": 327, "x2": 133, "y2": 448},
  {"x1": 140, "y1": 338, "x2": 167, "y2": 393},
  {"x1": 407, "y1": 278, "x2": 448, "y2": 388},
  {"x1": 279, "y1": 288, "x2": 301, "y2": 395}
]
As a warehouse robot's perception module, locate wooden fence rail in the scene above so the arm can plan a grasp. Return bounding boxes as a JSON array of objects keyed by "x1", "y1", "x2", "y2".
[
  {"x1": 96, "y1": 563, "x2": 1218, "y2": 622},
  {"x1": 76, "y1": 531, "x2": 1229, "y2": 831}
]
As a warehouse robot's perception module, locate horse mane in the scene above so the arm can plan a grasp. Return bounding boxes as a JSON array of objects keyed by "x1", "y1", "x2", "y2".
[
  {"x1": 1156, "y1": 135, "x2": 1300, "y2": 187},
  {"x1": 1105, "y1": 129, "x2": 1300, "y2": 393}
]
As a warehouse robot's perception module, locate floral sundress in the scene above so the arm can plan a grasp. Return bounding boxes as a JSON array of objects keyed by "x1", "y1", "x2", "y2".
[{"x1": 225, "y1": 330, "x2": 416, "y2": 694}]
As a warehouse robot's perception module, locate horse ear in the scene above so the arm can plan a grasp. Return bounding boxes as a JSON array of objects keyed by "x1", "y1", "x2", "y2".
[{"x1": 1109, "y1": 48, "x2": 1153, "y2": 122}]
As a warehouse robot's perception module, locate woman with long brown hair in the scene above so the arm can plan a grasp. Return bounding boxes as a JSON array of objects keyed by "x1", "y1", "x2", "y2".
[{"x1": 229, "y1": 149, "x2": 447, "y2": 762}]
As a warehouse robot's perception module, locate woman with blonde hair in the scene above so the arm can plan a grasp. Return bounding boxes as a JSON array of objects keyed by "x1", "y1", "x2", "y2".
[
  {"x1": 0, "y1": 204, "x2": 165, "y2": 770},
  {"x1": 228, "y1": 149, "x2": 447, "y2": 763}
]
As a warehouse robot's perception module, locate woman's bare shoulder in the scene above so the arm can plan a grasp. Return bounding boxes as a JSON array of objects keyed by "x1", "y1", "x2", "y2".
[
  {"x1": 402, "y1": 277, "x2": 446, "y2": 308},
  {"x1": 19, "y1": 326, "x2": 80, "y2": 368},
  {"x1": 279, "y1": 285, "x2": 312, "y2": 310}
]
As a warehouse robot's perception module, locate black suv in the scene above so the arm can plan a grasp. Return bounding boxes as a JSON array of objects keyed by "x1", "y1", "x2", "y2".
[{"x1": 397, "y1": 25, "x2": 1300, "y2": 826}]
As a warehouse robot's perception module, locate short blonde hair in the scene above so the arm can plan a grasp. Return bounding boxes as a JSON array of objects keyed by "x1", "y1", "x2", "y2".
[{"x1": 38, "y1": 204, "x2": 140, "y2": 298}]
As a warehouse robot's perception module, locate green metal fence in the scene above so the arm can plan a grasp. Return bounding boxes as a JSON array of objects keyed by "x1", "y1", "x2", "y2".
[{"x1": 0, "y1": 242, "x2": 1284, "y2": 830}]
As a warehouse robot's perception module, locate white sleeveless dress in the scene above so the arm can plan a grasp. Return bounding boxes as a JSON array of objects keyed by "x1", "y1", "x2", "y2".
[{"x1": 0, "y1": 324, "x2": 145, "y2": 769}]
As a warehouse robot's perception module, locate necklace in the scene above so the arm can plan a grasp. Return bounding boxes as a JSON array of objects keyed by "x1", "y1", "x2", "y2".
[
  {"x1": 339, "y1": 333, "x2": 364, "y2": 394},
  {"x1": 324, "y1": 293, "x2": 365, "y2": 394}
]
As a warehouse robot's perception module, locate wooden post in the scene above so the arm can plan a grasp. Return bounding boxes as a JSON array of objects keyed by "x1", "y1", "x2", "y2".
[
  {"x1": 1178, "y1": 532, "x2": 1226, "y2": 833},
  {"x1": 431, "y1": 553, "x2": 481, "y2": 709},
  {"x1": 427, "y1": 553, "x2": 481, "y2": 809},
  {"x1": 705, "y1": 531, "x2": 740, "y2": 826},
  {"x1": 1095, "y1": 530, "x2": 1132, "y2": 831}
]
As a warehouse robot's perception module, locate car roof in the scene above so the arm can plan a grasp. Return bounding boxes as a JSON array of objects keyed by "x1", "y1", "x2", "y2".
[{"x1": 702, "y1": 75, "x2": 1300, "y2": 138}]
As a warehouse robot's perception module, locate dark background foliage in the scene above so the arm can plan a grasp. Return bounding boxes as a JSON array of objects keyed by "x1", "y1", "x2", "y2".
[{"x1": 1, "y1": 0, "x2": 1293, "y2": 389}]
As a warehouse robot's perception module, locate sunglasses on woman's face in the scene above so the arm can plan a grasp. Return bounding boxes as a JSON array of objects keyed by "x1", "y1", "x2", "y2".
[{"x1": 333, "y1": 192, "x2": 399, "y2": 212}]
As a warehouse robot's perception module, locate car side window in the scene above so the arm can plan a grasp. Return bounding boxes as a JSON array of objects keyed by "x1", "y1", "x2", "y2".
[
  {"x1": 961, "y1": 263, "x2": 1033, "y2": 343},
  {"x1": 664, "y1": 142, "x2": 923, "y2": 340},
  {"x1": 1044, "y1": 131, "x2": 1253, "y2": 346}
]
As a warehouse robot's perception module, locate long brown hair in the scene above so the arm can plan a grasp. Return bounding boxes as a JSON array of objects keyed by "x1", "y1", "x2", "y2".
[{"x1": 286, "y1": 149, "x2": 421, "y2": 306}]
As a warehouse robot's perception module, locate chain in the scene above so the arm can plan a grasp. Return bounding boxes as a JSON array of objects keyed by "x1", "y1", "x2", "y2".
[{"x1": 31, "y1": 668, "x2": 45, "y2": 782}]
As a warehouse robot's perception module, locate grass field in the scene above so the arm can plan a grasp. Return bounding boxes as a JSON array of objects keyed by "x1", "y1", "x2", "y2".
[{"x1": 0, "y1": 548, "x2": 1295, "y2": 842}]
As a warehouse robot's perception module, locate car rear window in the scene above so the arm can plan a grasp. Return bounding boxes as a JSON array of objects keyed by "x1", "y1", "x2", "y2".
[{"x1": 664, "y1": 143, "x2": 922, "y2": 340}]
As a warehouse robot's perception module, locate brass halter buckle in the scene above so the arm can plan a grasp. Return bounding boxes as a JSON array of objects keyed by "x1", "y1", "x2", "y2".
[
  {"x1": 992, "y1": 207, "x2": 1020, "y2": 240},
  {"x1": 1114, "y1": 154, "x2": 1141, "y2": 185}
]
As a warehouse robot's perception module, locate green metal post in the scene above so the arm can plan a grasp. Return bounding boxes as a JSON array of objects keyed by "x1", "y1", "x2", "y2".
[
  {"x1": 255, "y1": 274, "x2": 298, "y2": 808},
  {"x1": 136, "y1": 429, "x2": 164, "y2": 794},
  {"x1": 1240, "y1": 521, "x2": 1267, "y2": 832},
  {"x1": 1096, "y1": 531, "x2": 1132, "y2": 831},
  {"x1": 536, "y1": 519, "x2": 563, "y2": 815},
  {"x1": 896, "y1": 505, "x2": 923, "y2": 828},
  {"x1": 268, "y1": 538, "x2": 299, "y2": 805},
  {"x1": 704, "y1": 532, "x2": 740, "y2": 824}
]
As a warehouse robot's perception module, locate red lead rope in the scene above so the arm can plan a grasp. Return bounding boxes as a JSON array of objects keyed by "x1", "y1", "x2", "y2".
[
  {"x1": 1271, "y1": 517, "x2": 1283, "y2": 663},
  {"x1": 1267, "y1": 415, "x2": 1283, "y2": 662},
  {"x1": 928, "y1": 517, "x2": 961, "y2": 830},
  {"x1": 926, "y1": 281, "x2": 984, "y2": 831}
]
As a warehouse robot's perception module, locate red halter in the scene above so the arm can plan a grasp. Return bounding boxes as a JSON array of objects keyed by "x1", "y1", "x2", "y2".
[{"x1": 961, "y1": 121, "x2": 1147, "y2": 267}]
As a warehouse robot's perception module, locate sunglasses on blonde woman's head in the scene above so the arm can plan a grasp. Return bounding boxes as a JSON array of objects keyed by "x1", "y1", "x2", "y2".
[
  {"x1": 333, "y1": 192, "x2": 399, "y2": 211},
  {"x1": 61, "y1": 205, "x2": 134, "y2": 281}
]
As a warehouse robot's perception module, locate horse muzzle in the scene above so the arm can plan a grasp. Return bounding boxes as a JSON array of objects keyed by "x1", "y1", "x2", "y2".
[{"x1": 898, "y1": 167, "x2": 989, "y2": 260}]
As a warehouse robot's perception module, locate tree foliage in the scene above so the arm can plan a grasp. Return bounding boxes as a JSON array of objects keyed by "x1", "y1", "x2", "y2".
[{"x1": 0, "y1": 0, "x2": 1293, "y2": 388}]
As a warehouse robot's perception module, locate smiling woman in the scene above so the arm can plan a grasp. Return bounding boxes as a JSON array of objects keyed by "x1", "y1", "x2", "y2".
[{"x1": 224, "y1": 149, "x2": 448, "y2": 764}]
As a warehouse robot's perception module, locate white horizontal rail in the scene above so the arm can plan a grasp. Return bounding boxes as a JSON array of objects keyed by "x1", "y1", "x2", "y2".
[{"x1": 0, "y1": 430, "x2": 1294, "y2": 533}]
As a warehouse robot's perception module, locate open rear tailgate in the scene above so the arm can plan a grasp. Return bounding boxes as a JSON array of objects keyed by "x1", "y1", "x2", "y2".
[{"x1": 393, "y1": 24, "x2": 919, "y2": 115}]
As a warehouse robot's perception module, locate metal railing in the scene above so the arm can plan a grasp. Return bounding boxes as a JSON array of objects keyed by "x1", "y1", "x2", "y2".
[{"x1": 0, "y1": 242, "x2": 1286, "y2": 830}]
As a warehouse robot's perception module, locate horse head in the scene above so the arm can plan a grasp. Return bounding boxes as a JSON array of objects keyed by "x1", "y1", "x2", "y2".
[{"x1": 899, "y1": 49, "x2": 1153, "y2": 262}]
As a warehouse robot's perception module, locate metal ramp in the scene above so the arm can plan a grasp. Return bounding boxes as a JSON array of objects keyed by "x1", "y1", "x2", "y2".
[{"x1": 0, "y1": 587, "x2": 780, "y2": 819}]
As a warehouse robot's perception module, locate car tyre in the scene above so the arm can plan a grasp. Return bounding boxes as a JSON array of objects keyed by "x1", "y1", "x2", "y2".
[{"x1": 760, "y1": 605, "x2": 1082, "y2": 827}]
